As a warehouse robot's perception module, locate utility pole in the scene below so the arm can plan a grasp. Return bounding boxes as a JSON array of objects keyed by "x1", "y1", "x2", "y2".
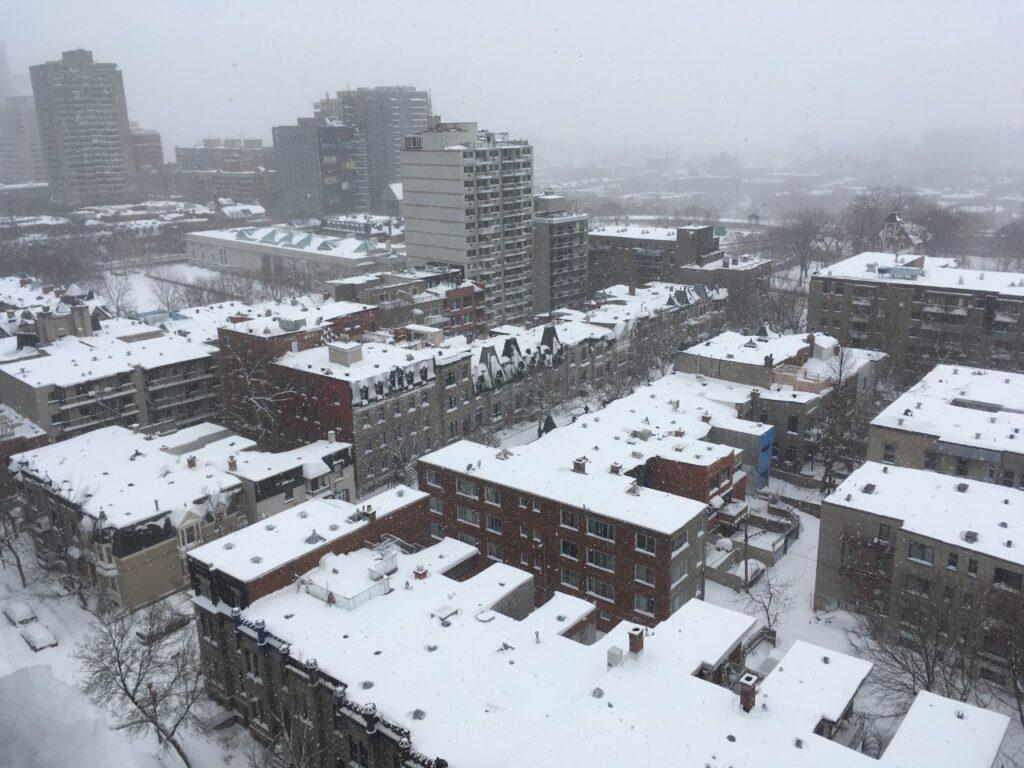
[{"x1": 743, "y1": 517, "x2": 749, "y2": 588}]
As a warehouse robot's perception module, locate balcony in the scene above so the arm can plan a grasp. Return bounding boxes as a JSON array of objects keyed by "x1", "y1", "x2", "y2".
[{"x1": 147, "y1": 370, "x2": 214, "y2": 392}]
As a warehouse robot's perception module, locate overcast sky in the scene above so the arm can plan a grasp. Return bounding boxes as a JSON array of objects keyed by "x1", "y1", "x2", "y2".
[{"x1": 3, "y1": 0, "x2": 1021, "y2": 164}]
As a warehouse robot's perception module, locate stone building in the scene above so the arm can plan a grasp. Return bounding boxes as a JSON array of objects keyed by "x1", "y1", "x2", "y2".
[{"x1": 532, "y1": 192, "x2": 588, "y2": 313}]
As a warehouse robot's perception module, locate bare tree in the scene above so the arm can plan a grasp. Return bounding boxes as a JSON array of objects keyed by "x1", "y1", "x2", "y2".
[
  {"x1": 841, "y1": 187, "x2": 916, "y2": 254},
  {"x1": 147, "y1": 266, "x2": 186, "y2": 312},
  {"x1": 770, "y1": 208, "x2": 840, "y2": 282},
  {"x1": 736, "y1": 568, "x2": 794, "y2": 632},
  {"x1": 848, "y1": 587, "x2": 984, "y2": 710},
  {"x1": 815, "y1": 347, "x2": 876, "y2": 493},
  {"x1": 219, "y1": 337, "x2": 300, "y2": 447},
  {"x1": 75, "y1": 603, "x2": 203, "y2": 768},
  {"x1": 0, "y1": 498, "x2": 28, "y2": 588},
  {"x1": 96, "y1": 270, "x2": 136, "y2": 317},
  {"x1": 242, "y1": 697, "x2": 327, "y2": 768}
]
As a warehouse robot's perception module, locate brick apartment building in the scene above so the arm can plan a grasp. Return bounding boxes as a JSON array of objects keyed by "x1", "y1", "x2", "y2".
[
  {"x1": 866, "y1": 365, "x2": 1024, "y2": 488},
  {"x1": 12, "y1": 423, "x2": 353, "y2": 610},
  {"x1": 587, "y1": 223, "x2": 724, "y2": 294},
  {"x1": 183, "y1": 528, "x2": 1006, "y2": 768},
  {"x1": 814, "y1": 462, "x2": 1024, "y2": 686},
  {"x1": 807, "y1": 251, "x2": 1024, "y2": 386}
]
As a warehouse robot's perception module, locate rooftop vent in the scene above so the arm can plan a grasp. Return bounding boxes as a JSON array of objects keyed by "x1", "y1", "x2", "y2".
[
  {"x1": 964, "y1": 530, "x2": 979, "y2": 544},
  {"x1": 609, "y1": 462, "x2": 622, "y2": 475},
  {"x1": 862, "y1": 483, "x2": 876, "y2": 495},
  {"x1": 956, "y1": 483, "x2": 969, "y2": 493},
  {"x1": 572, "y1": 457, "x2": 588, "y2": 474}
]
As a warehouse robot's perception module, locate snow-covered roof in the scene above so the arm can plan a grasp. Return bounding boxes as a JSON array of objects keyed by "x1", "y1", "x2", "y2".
[
  {"x1": 589, "y1": 225, "x2": 680, "y2": 241},
  {"x1": 422, "y1": 439, "x2": 707, "y2": 535},
  {"x1": 188, "y1": 487, "x2": 424, "y2": 582},
  {"x1": 871, "y1": 364, "x2": 1024, "y2": 456},
  {"x1": 216, "y1": 297, "x2": 376, "y2": 338},
  {"x1": 9, "y1": 425, "x2": 248, "y2": 529},
  {"x1": 817, "y1": 252, "x2": 1024, "y2": 296},
  {"x1": 216, "y1": 439, "x2": 350, "y2": 483},
  {"x1": 230, "y1": 543, "x2": 1006, "y2": 768},
  {"x1": 276, "y1": 340, "x2": 454, "y2": 389},
  {"x1": 188, "y1": 226, "x2": 382, "y2": 261},
  {"x1": 0, "y1": 323, "x2": 213, "y2": 388},
  {"x1": 827, "y1": 462, "x2": 1024, "y2": 566},
  {"x1": 684, "y1": 253, "x2": 772, "y2": 271},
  {"x1": 684, "y1": 330, "x2": 811, "y2": 366},
  {"x1": 0, "y1": 404, "x2": 45, "y2": 442}
]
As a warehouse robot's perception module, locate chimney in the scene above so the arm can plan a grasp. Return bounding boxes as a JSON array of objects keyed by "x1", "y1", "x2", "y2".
[
  {"x1": 739, "y1": 672, "x2": 758, "y2": 712},
  {"x1": 186, "y1": 455, "x2": 197, "y2": 469},
  {"x1": 19, "y1": 278, "x2": 31, "y2": 288},
  {"x1": 572, "y1": 457, "x2": 589, "y2": 474},
  {"x1": 628, "y1": 284, "x2": 636, "y2": 296},
  {"x1": 328, "y1": 430, "x2": 336, "y2": 443},
  {"x1": 364, "y1": 505, "x2": 377, "y2": 523},
  {"x1": 701, "y1": 413, "x2": 712, "y2": 424},
  {"x1": 414, "y1": 564, "x2": 428, "y2": 580},
  {"x1": 609, "y1": 462, "x2": 622, "y2": 475},
  {"x1": 628, "y1": 626, "x2": 644, "y2": 655},
  {"x1": 228, "y1": 455, "x2": 238, "y2": 472}
]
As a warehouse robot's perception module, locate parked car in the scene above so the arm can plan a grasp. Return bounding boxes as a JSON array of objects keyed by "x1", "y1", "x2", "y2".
[
  {"x1": 2, "y1": 600, "x2": 37, "y2": 627},
  {"x1": 20, "y1": 622, "x2": 58, "y2": 651}
]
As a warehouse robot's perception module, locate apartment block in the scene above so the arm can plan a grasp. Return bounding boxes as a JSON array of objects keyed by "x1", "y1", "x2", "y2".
[
  {"x1": 532, "y1": 192, "x2": 588, "y2": 313},
  {"x1": 677, "y1": 329, "x2": 886, "y2": 471},
  {"x1": 0, "y1": 95, "x2": 46, "y2": 184},
  {"x1": 814, "y1": 462, "x2": 1024, "y2": 686},
  {"x1": 11, "y1": 422, "x2": 353, "y2": 610},
  {"x1": 867, "y1": 364, "x2": 1024, "y2": 487},
  {"x1": 808, "y1": 252, "x2": 1024, "y2": 386},
  {"x1": 30, "y1": 49, "x2": 137, "y2": 205},
  {"x1": 186, "y1": 532, "x2": 1006, "y2": 768},
  {"x1": 587, "y1": 223, "x2": 724, "y2": 294},
  {"x1": 316, "y1": 86, "x2": 429, "y2": 214},
  {"x1": 402, "y1": 120, "x2": 534, "y2": 324},
  {"x1": 175, "y1": 138, "x2": 273, "y2": 171},
  {"x1": 0, "y1": 404, "x2": 47, "y2": 497}
]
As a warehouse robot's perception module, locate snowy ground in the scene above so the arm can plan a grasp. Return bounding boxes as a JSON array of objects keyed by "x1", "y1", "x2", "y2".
[
  {"x1": 0, "y1": 535, "x2": 253, "y2": 768},
  {"x1": 92, "y1": 263, "x2": 238, "y2": 314}
]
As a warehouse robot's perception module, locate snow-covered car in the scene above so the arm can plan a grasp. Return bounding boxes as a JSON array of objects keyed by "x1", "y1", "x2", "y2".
[
  {"x1": 20, "y1": 622, "x2": 58, "y2": 652},
  {"x1": 2, "y1": 600, "x2": 37, "y2": 627}
]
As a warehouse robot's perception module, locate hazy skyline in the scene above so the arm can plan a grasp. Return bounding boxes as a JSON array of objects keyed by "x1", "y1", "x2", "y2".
[{"x1": 3, "y1": 0, "x2": 1022, "y2": 165}]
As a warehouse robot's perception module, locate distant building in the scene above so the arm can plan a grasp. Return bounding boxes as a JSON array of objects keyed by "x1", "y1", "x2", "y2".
[
  {"x1": 30, "y1": 50, "x2": 137, "y2": 205},
  {"x1": 807, "y1": 251, "x2": 1024, "y2": 385},
  {"x1": 272, "y1": 117, "x2": 367, "y2": 219},
  {"x1": 320, "y1": 213, "x2": 403, "y2": 244},
  {"x1": 129, "y1": 125, "x2": 163, "y2": 169},
  {"x1": 867, "y1": 364, "x2": 1024, "y2": 487},
  {"x1": 316, "y1": 86, "x2": 429, "y2": 214},
  {"x1": 879, "y1": 212, "x2": 928, "y2": 255},
  {"x1": 0, "y1": 95, "x2": 46, "y2": 184},
  {"x1": 174, "y1": 138, "x2": 273, "y2": 208},
  {"x1": 403, "y1": 120, "x2": 534, "y2": 324},
  {"x1": 532, "y1": 192, "x2": 588, "y2": 313},
  {"x1": 587, "y1": 224, "x2": 725, "y2": 295},
  {"x1": 175, "y1": 138, "x2": 273, "y2": 171}
]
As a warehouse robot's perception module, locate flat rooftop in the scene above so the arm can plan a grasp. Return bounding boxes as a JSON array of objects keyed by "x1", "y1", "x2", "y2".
[
  {"x1": 229, "y1": 541, "x2": 1007, "y2": 768},
  {"x1": 684, "y1": 330, "x2": 812, "y2": 366},
  {"x1": 817, "y1": 252, "x2": 1024, "y2": 296},
  {"x1": 188, "y1": 486, "x2": 426, "y2": 583},
  {"x1": 827, "y1": 462, "x2": 1024, "y2": 566},
  {"x1": 188, "y1": 226, "x2": 383, "y2": 261},
  {"x1": 871, "y1": 364, "x2": 1024, "y2": 456},
  {"x1": 589, "y1": 225, "x2": 680, "y2": 241}
]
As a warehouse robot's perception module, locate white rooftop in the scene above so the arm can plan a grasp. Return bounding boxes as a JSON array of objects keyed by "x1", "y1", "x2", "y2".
[
  {"x1": 828, "y1": 462, "x2": 1024, "y2": 566},
  {"x1": 684, "y1": 330, "x2": 812, "y2": 366},
  {"x1": 231, "y1": 543, "x2": 1007, "y2": 768},
  {"x1": 589, "y1": 225, "x2": 681, "y2": 241},
  {"x1": 817, "y1": 252, "x2": 1024, "y2": 296},
  {"x1": 188, "y1": 486, "x2": 425, "y2": 582},
  {"x1": 0, "y1": 404, "x2": 45, "y2": 442},
  {"x1": 871, "y1": 364, "x2": 1024, "y2": 456},
  {"x1": 189, "y1": 226, "x2": 384, "y2": 261}
]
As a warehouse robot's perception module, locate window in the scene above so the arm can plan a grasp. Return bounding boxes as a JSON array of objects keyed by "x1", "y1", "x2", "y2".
[
  {"x1": 586, "y1": 576, "x2": 615, "y2": 602},
  {"x1": 968, "y1": 558, "x2": 979, "y2": 576},
  {"x1": 1003, "y1": 470, "x2": 1017, "y2": 488},
  {"x1": 671, "y1": 530, "x2": 689, "y2": 553},
  {"x1": 634, "y1": 594, "x2": 655, "y2": 616},
  {"x1": 426, "y1": 469, "x2": 441, "y2": 487},
  {"x1": 429, "y1": 497, "x2": 443, "y2": 515},
  {"x1": 486, "y1": 542, "x2": 503, "y2": 561},
  {"x1": 533, "y1": 529, "x2": 542, "y2": 542},
  {"x1": 587, "y1": 518, "x2": 616, "y2": 541},
  {"x1": 561, "y1": 509, "x2": 578, "y2": 529},
  {"x1": 787, "y1": 415, "x2": 799, "y2": 434},
  {"x1": 518, "y1": 496, "x2": 527, "y2": 509},
  {"x1": 519, "y1": 524, "x2": 528, "y2": 538},
  {"x1": 671, "y1": 558, "x2": 688, "y2": 586},
  {"x1": 561, "y1": 568, "x2": 579, "y2": 588},
  {"x1": 456, "y1": 506, "x2": 480, "y2": 526},
  {"x1": 904, "y1": 574, "x2": 931, "y2": 596},
  {"x1": 994, "y1": 568, "x2": 1023, "y2": 591},
  {"x1": 907, "y1": 541, "x2": 934, "y2": 565},
  {"x1": 430, "y1": 522, "x2": 444, "y2": 540},
  {"x1": 923, "y1": 450, "x2": 939, "y2": 469},
  {"x1": 283, "y1": 485, "x2": 294, "y2": 501},
  {"x1": 458, "y1": 531, "x2": 480, "y2": 547},
  {"x1": 485, "y1": 514, "x2": 502, "y2": 533},
  {"x1": 587, "y1": 548, "x2": 615, "y2": 572},
  {"x1": 882, "y1": 443, "x2": 896, "y2": 464},
  {"x1": 636, "y1": 531, "x2": 657, "y2": 554},
  {"x1": 561, "y1": 540, "x2": 579, "y2": 560},
  {"x1": 635, "y1": 563, "x2": 656, "y2": 586},
  {"x1": 947, "y1": 552, "x2": 959, "y2": 570},
  {"x1": 456, "y1": 477, "x2": 477, "y2": 497},
  {"x1": 519, "y1": 553, "x2": 529, "y2": 565},
  {"x1": 956, "y1": 457, "x2": 969, "y2": 477},
  {"x1": 877, "y1": 524, "x2": 890, "y2": 542},
  {"x1": 532, "y1": 499, "x2": 541, "y2": 512},
  {"x1": 485, "y1": 486, "x2": 501, "y2": 506}
]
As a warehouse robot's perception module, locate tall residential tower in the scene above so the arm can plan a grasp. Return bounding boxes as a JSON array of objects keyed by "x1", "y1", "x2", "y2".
[
  {"x1": 30, "y1": 49, "x2": 136, "y2": 205},
  {"x1": 402, "y1": 120, "x2": 534, "y2": 324}
]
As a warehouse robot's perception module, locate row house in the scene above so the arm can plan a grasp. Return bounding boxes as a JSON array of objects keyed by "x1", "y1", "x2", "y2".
[
  {"x1": 11, "y1": 422, "x2": 353, "y2": 610},
  {"x1": 187, "y1": 529, "x2": 1007, "y2": 768}
]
